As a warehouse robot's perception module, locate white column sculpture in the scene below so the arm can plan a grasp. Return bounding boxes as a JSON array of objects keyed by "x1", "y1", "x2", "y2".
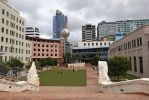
[
  {"x1": 27, "y1": 61, "x2": 39, "y2": 86},
  {"x1": 98, "y1": 61, "x2": 111, "y2": 84}
]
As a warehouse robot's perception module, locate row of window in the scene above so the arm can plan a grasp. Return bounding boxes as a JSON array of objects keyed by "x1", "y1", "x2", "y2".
[
  {"x1": 2, "y1": 9, "x2": 24, "y2": 25},
  {"x1": 34, "y1": 44, "x2": 58, "y2": 48},
  {"x1": 1, "y1": 19, "x2": 24, "y2": 33},
  {"x1": 33, "y1": 53, "x2": 58, "y2": 57},
  {"x1": 0, "y1": 56, "x2": 30, "y2": 62},
  {"x1": 0, "y1": 36, "x2": 30, "y2": 47},
  {"x1": 83, "y1": 42, "x2": 111, "y2": 46},
  {"x1": 110, "y1": 37, "x2": 142, "y2": 53},
  {"x1": 1, "y1": 27, "x2": 24, "y2": 39},
  {"x1": 33, "y1": 49, "x2": 58, "y2": 52},
  {"x1": 129, "y1": 56, "x2": 143, "y2": 74},
  {"x1": 0, "y1": 46, "x2": 31, "y2": 54}
]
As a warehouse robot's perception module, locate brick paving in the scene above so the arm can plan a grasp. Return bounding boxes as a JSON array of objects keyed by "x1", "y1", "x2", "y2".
[{"x1": 0, "y1": 64, "x2": 149, "y2": 100}]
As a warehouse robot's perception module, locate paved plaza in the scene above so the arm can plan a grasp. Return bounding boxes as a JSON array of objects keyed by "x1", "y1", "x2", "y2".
[{"x1": 0, "y1": 64, "x2": 148, "y2": 100}]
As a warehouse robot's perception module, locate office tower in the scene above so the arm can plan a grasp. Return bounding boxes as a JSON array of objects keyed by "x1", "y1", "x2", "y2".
[
  {"x1": 26, "y1": 27, "x2": 40, "y2": 37},
  {"x1": 82, "y1": 24, "x2": 96, "y2": 42},
  {"x1": 0, "y1": 0, "x2": 31, "y2": 63},
  {"x1": 97, "y1": 21, "x2": 117, "y2": 40},
  {"x1": 116, "y1": 19, "x2": 149, "y2": 36},
  {"x1": 53, "y1": 9, "x2": 68, "y2": 39}
]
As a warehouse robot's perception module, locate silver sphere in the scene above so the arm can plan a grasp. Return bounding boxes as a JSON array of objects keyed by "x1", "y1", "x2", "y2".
[{"x1": 60, "y1": 28, "x2": 70, "y2": 38}]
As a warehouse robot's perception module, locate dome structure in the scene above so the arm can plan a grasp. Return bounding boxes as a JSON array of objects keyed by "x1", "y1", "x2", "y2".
[{"x1": 60, "y1": 28, "x2": 70, "y2": 39}]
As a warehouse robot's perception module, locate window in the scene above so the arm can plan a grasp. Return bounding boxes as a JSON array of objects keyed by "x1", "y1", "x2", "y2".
[
  {"x1": 1, "y1": 37, "x2": 4, "y2": 42},
  {"x1": 139, "y1": 57, "x2": 143, "y2": 73},
  {"x1": 134, "y1": 57, "x2": 137, "y2": 72},
  {"x1": 88, "y1": 43, "x2": 90, "y2": 46},
  {"x1": 46, "y1": 54, "x2": 49, "y2": 56},
  {"x1": 6, "y1": 12, "x2": 9, "y2": 17},
  {"x1": 55, "y1": 54, "x2": 57, "y2": 56},
  {"x1": 42, "y1": 45, "x2": 44, "y2": 47},
  {"x1": 1, "y1": 27, "x2": 4, "y2": 33},
  {"x1": 42, "y1": 54, "x2": 44, "y2": 56},
  {"x1": 46, "y1": 49, "x2": 48, "y2": 52},
  {"x1": 84, "y1": 43, "x2": 86, "y2": 46},
  {"x1": 92, "y1": 43, "x2": 94, "y2": 46},
  {"x1": 6, "y1": 38, "x2": 8, "y2": 43},
  {"x1": 38, "y1": 54, "x2": 40, "y2": 56},
  {"x1": 34, "y1": 53, "x2": 36, "y2": 56},
  {"x1": 34, "y1": 49, "x2": 36, "y2": 51},
  {"x1": 46, "y1": 45, "x2": 48, "y2": 47},
  {"x1": 2, "y1": 9, "x2": 5, "y2": 15},
  {"x1": 2, "y1": 18, "x2": 4, "y2": 24},
  {"x1": 6, "y1": 29, "x2": 8, "y2": 34}
]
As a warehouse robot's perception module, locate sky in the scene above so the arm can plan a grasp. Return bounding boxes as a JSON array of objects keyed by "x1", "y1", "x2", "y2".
[{"x1": 8, "y1": 0, "x2": 149, "y2": 43}]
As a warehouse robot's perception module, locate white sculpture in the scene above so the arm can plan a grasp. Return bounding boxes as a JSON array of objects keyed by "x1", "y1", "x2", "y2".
[
  {"x1": 27, "y1": 61, "x2": 39, "y2": 86},
  {"x1": 98, "y1": 61, "x2": 111, "y2": 84}
]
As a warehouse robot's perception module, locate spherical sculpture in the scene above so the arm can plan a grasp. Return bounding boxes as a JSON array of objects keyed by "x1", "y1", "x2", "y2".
[{"x1": 60, "y1": 28, "x2": 70, "y2": 39}]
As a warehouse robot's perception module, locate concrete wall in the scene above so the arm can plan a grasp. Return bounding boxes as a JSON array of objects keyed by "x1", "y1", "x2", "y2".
[
  {"x1": 0, "y1": 79, "x2": 38, "y2": 92},
  {"x1": 68, "y1": 63, "x2": 85, "y2": 69},
  {"x1": 99, "y1": 78, "x2": 149, "y2": 93}
]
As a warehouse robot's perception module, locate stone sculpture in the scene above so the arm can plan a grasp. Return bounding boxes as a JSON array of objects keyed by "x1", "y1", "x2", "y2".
[{"x1": 27, "y1": 61, "x2": 39, "y2": 86}]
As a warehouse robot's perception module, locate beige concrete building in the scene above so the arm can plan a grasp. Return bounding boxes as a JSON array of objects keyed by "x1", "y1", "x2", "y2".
[
  {"x1": 109, "y1": 25, "x2": 149, "y2": 78},
  {"x1": 0, "y1": 0, "x2": 31, "y2": 63}
]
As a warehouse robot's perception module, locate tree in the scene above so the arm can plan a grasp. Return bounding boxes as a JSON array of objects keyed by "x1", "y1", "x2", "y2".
[
  {"x1": 91, "y1": 55, "x2": 100, "y2": 66},
  {"x1": 108, "y1": 56, "x2": 131, "y2": 81},
  {"x1": 0, "y1": 62, "x2": 10, "y2": 74},
  {"x1": 6, "y1": 58, "x2": 24, "y2": 69},
  {"x1": 25, "y1": 61, "x2": 42, "y2": 70}
]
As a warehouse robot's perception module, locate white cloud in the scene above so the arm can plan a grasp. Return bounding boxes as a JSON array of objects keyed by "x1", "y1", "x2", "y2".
[{"x1": 8, "y1": 0, "x2": 149, "y2": 43}]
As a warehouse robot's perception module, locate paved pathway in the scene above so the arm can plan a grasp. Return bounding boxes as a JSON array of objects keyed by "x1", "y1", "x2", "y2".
[{"x1": 0, "y1": 64, "x2": 149, "y2": 100}]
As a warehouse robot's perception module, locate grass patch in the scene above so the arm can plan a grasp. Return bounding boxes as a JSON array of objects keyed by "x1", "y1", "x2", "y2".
[
  {"x1": 39, "y1": 68, "x2": 86, "y2": 86},
  {"x1": 110, "y1": 73, "x2": 139, "y2": 82}
]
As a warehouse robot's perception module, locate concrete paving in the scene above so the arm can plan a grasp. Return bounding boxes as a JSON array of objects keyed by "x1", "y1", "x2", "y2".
[{"x1": 0, "y1": 64, "x2": 149, "y2": 100}]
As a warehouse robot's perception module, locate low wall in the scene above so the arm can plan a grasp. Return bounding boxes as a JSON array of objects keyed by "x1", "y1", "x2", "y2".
[
  {"x1": 0, "y1": 79, "x2": 39, "y2": 92},
  {"x1": 68, "y1": 63, "x2": 85, "y2": 69},
  {"x1": 99, "y1": 78, "x2": 149, "y2": 93}
]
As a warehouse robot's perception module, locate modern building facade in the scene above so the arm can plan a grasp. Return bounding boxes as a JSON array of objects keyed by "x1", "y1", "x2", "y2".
[
  {"x1": 82, "y1": 24, "x2": 96, "y2": 42},
  {"x1": 26, "y1": 27, "x2": 40, "y2": 38},
  {"x1": 53, "y1": 9, "x2": 68, "y2": 39},
  {"x1": 109, "y1": 25, "x2": 149, "y2": 78},
  {"x1": 26, "y1": 37, "x2": 63, "y2": 65},
  {"x1": 73, "y1": 41, "x2": 114, "y2": 61},
  {"x1": 0, "y1": 0, "x2": 31, "y2": 63},
  {"x1": 116, "y1": 19, "x2": 149, "y2": 36},
  {"x1": 97, "y1": 21, "x2": 117, "y2": 40}
]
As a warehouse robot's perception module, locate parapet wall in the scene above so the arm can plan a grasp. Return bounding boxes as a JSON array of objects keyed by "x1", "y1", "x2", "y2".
[
  {"x1": 99, "y1": 78, "x2": 149, "y2": 93},
  {"x1": 0, "y1": 79, "x2": 38, "y2": 92}
]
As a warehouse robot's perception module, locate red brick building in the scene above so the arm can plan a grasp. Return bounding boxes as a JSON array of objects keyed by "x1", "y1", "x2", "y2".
[{"x1": 26, "y1": 36, "x2": 63, "y2": 65}]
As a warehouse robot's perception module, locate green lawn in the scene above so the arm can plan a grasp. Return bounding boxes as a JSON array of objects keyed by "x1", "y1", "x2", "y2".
[
  {"x1": 110, "y1": 74, "x2": 139, "y2": 82},
  {"x1": 38, "y1": 68, "x2": 86, "y2": 86}
]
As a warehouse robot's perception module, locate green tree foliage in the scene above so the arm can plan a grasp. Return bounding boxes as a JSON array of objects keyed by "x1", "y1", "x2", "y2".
[
  {"x1": 6, "y1": 58, "x2": 24, "y2": 69},
  {"x1": 91, "y1": 55, "x2": 100, "y2": 66},
  {"x1": 0, "y1": 62, "x2": 10, "y2": 74},
  {"x1": 108, "y1": 56, "x2": 131, "y2": 81}
]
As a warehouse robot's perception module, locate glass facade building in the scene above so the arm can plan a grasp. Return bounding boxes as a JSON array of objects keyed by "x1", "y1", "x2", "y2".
[
  {"x1": 53, "y1": 10, "x2": 68, "y2": 39},
  {"x1": 116, "y1": 19, "x2": 149, "y2": 36}
]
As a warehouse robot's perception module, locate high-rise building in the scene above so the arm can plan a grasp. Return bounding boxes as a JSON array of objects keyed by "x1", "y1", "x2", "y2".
[
  {"x1": 82, "y1": 24, "x2": 96, "y2": 42},
  {"x1": 26, "y1": 27, "x2": 40, "y2": 38},
  {"x1": 116, "y1": 19, "x2": 149, "y2": 36},
  {"x1": 0, "y1": 0, "x2": 31, "y2": 63},
  {"x1": 53, "y1": 9, "x2": 68, "y2": 39},
  {"x1": 97, "y1": 21, "x2": 117, "y2": 40}
]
